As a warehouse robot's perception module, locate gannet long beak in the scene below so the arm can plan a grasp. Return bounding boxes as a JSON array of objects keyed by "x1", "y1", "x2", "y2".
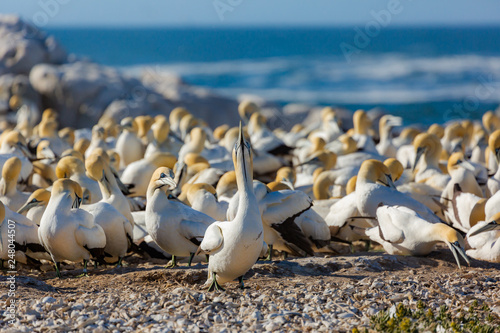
[
  {"x1": 459, "y1": 160, "x2": 476, "y2": 172},
  {"x1": 447, "y1": 241, "x2": 470, "y2": 269},
  {"x1": 413, "y1": 147, "x2": 425, "y2": 172},
  {"x1": 17, "y1": 201, "x2": 37, "y2": 214},
  {"x1": 17, "y1": 142, "x2": 32, "y2": 158},
  {"x1": 468, "y1": 220, "x2": 499, "y2": 237},
  {"x1": 72, "y1": 194, "x2": 82, "y2": 209},
  {"x1": 386, "y1": 174, "x2": 397, "y2": 189}
]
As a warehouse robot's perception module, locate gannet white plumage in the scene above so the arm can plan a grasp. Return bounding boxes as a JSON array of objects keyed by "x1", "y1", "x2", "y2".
[
  {"x1": 199, "y1": 123, "x2": 265, "y2": 291},
  {"x1": 0, "y1": 156, "x2": 30, "y2": 211},
  {"x1": 39, "y1": 179, "x2": 106, "y2": 277}
]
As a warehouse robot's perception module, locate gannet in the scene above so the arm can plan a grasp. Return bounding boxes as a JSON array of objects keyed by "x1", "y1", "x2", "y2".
[
  {"x1": 135, "y1": 115, "x2": 154, "y2": 145},
  {"x1": 412, "y1": 133, "x2": 450, "y2": 191},
  {"x1": 199, "y1": 123, "x2": 265, "y2": 290},
  {"x1": 238, "y1": 100, "x2": 259, "y2": 124},
  {"x1": 356, "y1": 159, "x2": 441, "y2": 223},
  {"x1": 486, "y1": 130, "x2": 500, "y2": 196},
  {"x1": 361, "y1": 205, "x2": 469, "y2": 268},
  {"x1": 121, "y1": 152, "x2": 177, "y2": 197},
  {"x1": 17, "y1": 189, "x2": 50, "y2": 226},
  {"x1": 169, "y1": 107, "x2": 190, "y2": 138},
  {"x1": 85, "y1": 125, "x2": 108, "y2": 159},
  {"x1": 145, "y1": 115, "x2": 182, "y2": 158},
  {"x1": 215, "y1": 171, "x2": 237, "y2": 203},
  {"x1": 0, "y1": 157, "x2": 30, "y2": 211},
  {"x1": 351, "y1": 110, "x2": 376, "y2": 153},
  {"x1": 115, "y1": 117, "x2": 144, "y2": 169},
  {"x1": 186, "y1": 183, "x2": 228, "y2": 221},
  {"x1": 58, "y1": 127, "x2": 75, "y2": 147},
  {"x1": 39, "y1": 179, "x2": 106, "y2": 277},
  {"x1": 56, "y1": 156, "x2": 102, "y2": 204},
  {"x1": 0, "y1": 201, "x2": 48, "y2": 266},
  {"x1": 376, "y1": 115, "x2": 402, "y2": 158},
  {"x1": 84, "y1": 152, "x2": 134, "y2": 224},
  {"x1": 466, "y1": 213, "x2": 500, "y2": 262},
  {"x1": 0, "y1": 131, "x2": 33, "y2": 182},
  {"x1": 248, "y1": 112, "x2": 292, "y2": 155},
  {"x1": 38, "y1": 119, "x2": 71, "y2": 157},
  {"x1": 146, "y1": 167, "x2": 215, "y2": 267},
  {"x1": 30, "y1": 160, "x2": 57, "y2": 189}
]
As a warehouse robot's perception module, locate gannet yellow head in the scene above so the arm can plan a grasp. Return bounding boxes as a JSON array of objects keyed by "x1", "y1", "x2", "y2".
[
  {"x1": 232, "y1": 122, "x2": 253, "y2": 183},
  {"x1": 85, "y1": 154, "x2": 107, "y2": 182},
  {"x1": 91, "y1": 125, "x2": 106, "y2": 140},
  {"x1": 447, "y1": 151, "x2": 474, "y2": 174},
  {"x1": 74, "y1": 138, "x2": 90, "y2": 156},
  {"x1": 468, "y1": 212, "x2": 500, "y2": 237},
  {"x1": 213, "y1": 124, "x2": 229, "y2": 141},
  {"x1": 58, "y1": 127, "x2": 75, "y2": 146},
  {"x1": 427, "y1": 124, "x2": 444, "y2": 139},
  {"x1": 41, "y1": 108, "x2": 58, "y2": 123},
  {"x1": 152, "y1": 116, "x2": 170, "y2": 144},
  {"x1": 17, "y1": 189, "x2": 51, "y2": 214},
  {"x1": 2, "y1": 156, "x2": 21, "y2": 184},
  {"x1": 306, "y1": 151, "x2": 337, "y2": 170},
  {"x1": 184, "y1": 153, "x2": 208, "y2": 166},
  {"x1": 275, "y1": 166, "x2": 296, "y2": 184},
  {"x1": 188, "y1": 127, "x2": 207, "y2": 152},
  {"x1": 56, "y1": 156, "x2": 85, "y2": 178},
  {"x1": 338, "y1": 134, "x2": 358, "y2": 155},
  {"x1": 433, "y1": 223, "x2": 470, "y2": 268},
  {"x1": 61, "y1": 149, "x2": 84, "y2": 162},
  {"x1": 267, "y1": 181, "x2": 292, "y2": 192},
  {"x1": 2, "y1": 130, "x2": 29, "y2": 155},
  {"x1": 149, "y1": 167, "x2": 177, "y2": 193},
  {"x1": 384, "y1": 158, "x2": 404, "y2": 182},
  {"x1": 249, "y1": 112, "x2": 266, "y2": 132},
  {"x1": 482, "y1": 111, "x2": 500, "y2": 134},
  {"x1": 32, "y1": 161, "x2": 57, "y2": 185},
  {"x1": 39, "y1": 119, "x2": 58, "y2": 138},
  {"x1": 107, "y1": 150, "x2": 121, "y2": 171},
  {"x1": 379, "y1": 115, "x2": 402, "y2": 139},
  {"x1": 238, "y1": 100, "x2": 259, "y2": 122},
  {"x1": 120, "y1": 117, "x2": 138, "y2": 134},
  {"x1": 353, "y1": 110, "x2": 371, "y2": 135},
  {"x1": 36, "y1": 140, "x2": 56, "y2": 159},
  {"x1": 169, "y1": 107, "x2": 190, "y2": 128},
  {"x1": 488, "y1": 129, "x2": 500, "y2": 164},
  {"x1": 147, "y1": 152, "x2": 177, "y2": 169},
  {"x1": 309, "y1": 136, "x2": 326, "y2": 153},
  {"x1": 357, "y1": 159, "x2": 396, "y2": 188},
  {"x1": 321, "y1": 106, "x2": 336, "y2": 121},
  {"x1": 0, "y1": 201, "x2": 5, "y2": 222},
  {"x1": 186, "y1": 183, "x2": 217, "y2": 204},
  {"x1": 313, "y1": 170, "x2": 337, "y2": 200},
  {"x1": 9, "y1": 95, "x2": 22, "y2": 110},
  {"x1": 135, "y1": 115, "x2": 154, "y2": 139},
  {"x1": 346, "y1": 175, "x2": 357, "y2": 194},
  {"x1": 413, "y1": 133, "x2": 442, "y2": 171},
  {"x1": 52, "y1": 178, "x2": 83, "y2": 209},
  {"x1": 180, "y1": 114, "x2": 199, "y2": 139},
  {"x1": 216, "y1": 170, "x2": 237, "y2": 197}
]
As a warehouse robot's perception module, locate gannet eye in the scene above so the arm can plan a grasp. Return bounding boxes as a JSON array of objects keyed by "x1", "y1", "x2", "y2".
[
  {"x1": 31, "y1": 198, "x2": 37, "y2": 203},
  {"x1": 456, "y1": 159, "x2": 462, "y2": 165},
  {"x1": 160, "y1": 172, "x2": 167, "y2": 178}
]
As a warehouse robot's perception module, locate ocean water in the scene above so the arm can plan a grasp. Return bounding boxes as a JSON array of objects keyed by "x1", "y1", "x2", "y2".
[{"x1": 46, "y1": 27, "x2": 500, "y2": 125}]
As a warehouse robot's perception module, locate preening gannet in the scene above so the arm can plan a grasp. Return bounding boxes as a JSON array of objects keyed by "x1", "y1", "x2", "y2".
[
  {"x1": 199, "y1": 123, "x2": 265, "y2": 291},
  {"x1": 146, "y1": 167, "x2": 215, "y2": 267},
  {"x1": 361, "y1": 205, "x2": 469, "y2": 268},
  {"x1": 39, "y1": 179, "x2": 106, "y2": 277}
]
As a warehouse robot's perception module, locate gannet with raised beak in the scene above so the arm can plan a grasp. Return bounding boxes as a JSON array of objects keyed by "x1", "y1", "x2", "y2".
[
  {"x1": 199, "y1": 123, "x2": 265, "y2": 291},
  {"x1": 39, "y1": 179, "x2": 106, "y2": 277}
]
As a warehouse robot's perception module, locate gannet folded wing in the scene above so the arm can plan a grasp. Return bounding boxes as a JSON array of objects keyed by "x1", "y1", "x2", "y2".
[{"x1": 200, "y1": 223, "x2": 224, "y2": 254}]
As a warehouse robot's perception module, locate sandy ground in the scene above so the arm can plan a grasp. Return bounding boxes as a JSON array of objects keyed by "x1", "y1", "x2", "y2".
[{"x1": 1, "y1": 246, "x2": 499, "y2": 332}]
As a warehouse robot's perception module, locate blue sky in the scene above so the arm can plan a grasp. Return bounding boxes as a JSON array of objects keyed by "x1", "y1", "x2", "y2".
[{"x1": 2, "y1": 0, "x2": 500, "y2": 27}]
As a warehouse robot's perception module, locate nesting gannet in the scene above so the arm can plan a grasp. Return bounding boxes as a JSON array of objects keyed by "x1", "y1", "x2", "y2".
[
  {"x1": 248, "y1": 112, "x2": 292, "y2": 156},
  {"x1": 58, "y1": 127, "x2": 75, "y2": 148},
  {"x1": 325, "y1": 134, "x2": 358, "y2": 156},
  {"x1": 17, "y1": 189, "x2": 50, "y2": 226},
  {"x1": 351, "y1": 110, "x2": 376, "y2": 153},
  {"x1": 121, "y1": 152, "x2": 177, "y2": 197},
  {"x1": 56, "y1": 156, "x2": 102, "y2": 204},
  {"x1": 115, "y1": 117, "x2": 144, "y2": 169},
  {"x1": 361, "y1": 205, "x2": 469, "y2": 268},
  {"x1": 466, "y1": 213, "x2": 500, "y2": 262},
  {"x1": 186, "y1": 183, "x2": 228, "y2": 221},
  {"x1": 145, "y1": 115, "x2": 182, "y2": 159},
  {"x1": 146, "y1": 167, "x2": 215, "y2": 267},
  {"x1": 85, "y1": 125, "x2": 108, "y2": 159},
  {"x1": 30, "y1": 161, "x2": 57, "y2": 189},
  {"x1": 81, "y1": 154, "x2": 134, "y2": 264},
  {"x1": 135, "y1": 115, "x2": 154, "y2": 145},
  {"x1": 199, "y1": 124, "x2": 265, "y2": 291},
  {"x1": 39, "y1": 179, "x2": 106, "y2": 277},
  {"x1": 0, "y1": 201, "x2": 48, "y2": 266},
  {"x1": 0, "y1": 157, "x2": 30, "y2": 211},
  {"x1": 356, "y1": 159, "x2": 441, "y2": 223},
  {"x1": 38, "y1": 119, "x2": 71, "y2": 157}
]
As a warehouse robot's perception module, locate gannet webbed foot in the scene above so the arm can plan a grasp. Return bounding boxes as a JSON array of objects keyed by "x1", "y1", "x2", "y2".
[
  {"x1": 207, "y1": 272, "x2": 225, "y2": 292},
  {"x1": 188, "y1": 253, "x2": 195, "y2": 267},
  {"x1": 261, "y1": 245, "x2": 273, "y2": 261},
  {"x1": 76, "y1": 259, "x2": 89, "y2": 277},
  {"x1": 238, "y1": 276, "x2": 249, "y2": 290},
  {"x1": 54, "y1": 262, "x2": 62, "y2": 279},
  {"x1": 165, "y1": 255, "x2": 178, "y2": 268}
]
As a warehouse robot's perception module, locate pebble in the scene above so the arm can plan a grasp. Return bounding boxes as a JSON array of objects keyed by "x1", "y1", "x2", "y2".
[{"x1": 41, "y1": 297, "x2": 56, "y2": 304}]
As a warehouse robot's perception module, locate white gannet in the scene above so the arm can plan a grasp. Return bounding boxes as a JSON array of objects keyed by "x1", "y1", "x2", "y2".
[
  {"x1": 356, "y1": 159, "x2": 441, "y2": 223},
  {"x1": 82, "y1": 154, "x2": 134, "y2": 265},
  {"x1": 17, "y1": 189, "x2": 51, "y2": 226},
  {"x1": 0, "y1": 157, "x2": 30, "y2": 211},
  {"x1": 146, "y1": 167, "x2": 215, "y2": 267},
  {"x1": 115, "y1": 117, "x2": 144, "y2": 169},
  {"x1": 248, "y1": 112, "x2": 292, "y2": 156},
  {"x1": 39, "y1": 179, "x2": 106, "y2": 277},
  {"x1": 121, "y1": 152, "x2": 177, "y2": 197},
  {"x1": 135, "y1": 115, "x2": 155, "y2": 145},
  {"x1": 186, "y1": 183, "x2": 228, "y2": 221},
  {"x1": 466, "y1": 213, "x2": 500, "y2": 262},
  {"x1": 351, "y1": 110, "x2": 377, "y2": 153},
  {"x1": 56, "y1": 156, "x2": 102, "y2": 204},
  {"x1": 486, "y1": 130, "x2": 500, "y2": 196},
  {"x1": 361, "y1": 205, "x2": 469, "y2": 268},
  {"x1": 145, "y1": 115, "x2": 182, "y2": 159},
  {"x1": 199, "y1": 124, "x2": 265, "y2": 291},
  {"x1": 376, "y1": 115, "x2": 402, "y2": 158},
  {"x1": 85, "y1": 125, "x2": 108, "y2": 159},
  {"x1": 412, "y1": 133, "x2": 450, "y2": 191},
  {"x1": 0, "y1": 131, "x2": 33, "y2": 182}
]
